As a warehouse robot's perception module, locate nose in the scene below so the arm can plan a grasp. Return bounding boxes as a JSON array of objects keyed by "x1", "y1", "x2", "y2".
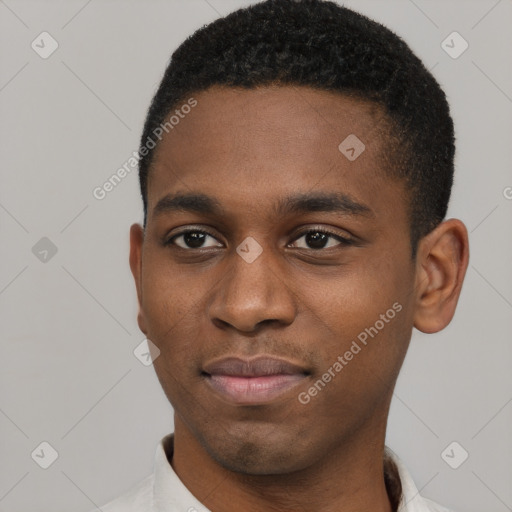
[{"x1": 208, "y1": 245, "x2": 297, "y2": 333}]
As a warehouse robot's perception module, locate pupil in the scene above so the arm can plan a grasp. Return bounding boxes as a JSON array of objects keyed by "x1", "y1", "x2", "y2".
[
  {"x1": 185, "y1": 232, "x2": 206, "y2": 248},
  {"x1": 307, "y1": 232, "x2": 328, "y2": 249}
]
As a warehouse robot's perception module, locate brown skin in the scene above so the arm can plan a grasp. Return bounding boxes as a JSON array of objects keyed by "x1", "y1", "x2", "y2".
[{"x1": 129, "y1": 85, "x2": 469, "y2": 512}]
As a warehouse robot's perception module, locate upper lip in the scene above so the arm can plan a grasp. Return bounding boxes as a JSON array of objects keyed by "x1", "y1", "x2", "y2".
[{"x1": 202, "y1": 356, "x2": 309, "y2": 377}]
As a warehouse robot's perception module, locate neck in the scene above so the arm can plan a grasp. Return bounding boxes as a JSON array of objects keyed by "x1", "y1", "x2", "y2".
[{"x1": 170, "y1": 414, "x2": 399, "y2": 512}]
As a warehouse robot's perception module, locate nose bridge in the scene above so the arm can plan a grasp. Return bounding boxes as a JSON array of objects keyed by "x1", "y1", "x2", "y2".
[{"x1": 209, "y1": 241, "x2": 296, "y2": 331}]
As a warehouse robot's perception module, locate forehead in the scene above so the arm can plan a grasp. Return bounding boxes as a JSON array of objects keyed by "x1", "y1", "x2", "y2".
[
  {"x1": 155, "y1": 85, "x2": 385, "y2": 162},
  {"x1": 147, "y1": 85, "x2": 403, "y2": 222}
]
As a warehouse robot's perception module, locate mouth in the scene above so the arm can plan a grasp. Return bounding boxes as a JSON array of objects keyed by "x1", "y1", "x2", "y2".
[{"x1": 201, "y1": 356, "x2": 310, "y2": 405}]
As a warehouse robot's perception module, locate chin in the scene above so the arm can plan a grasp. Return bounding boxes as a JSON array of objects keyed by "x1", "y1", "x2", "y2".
[
  {"x1": 209, "y1": 443, "x2": 302, "y2": 475},
  {"x1": 198, "y1": 423, "x2": 313, "y2": 476}
]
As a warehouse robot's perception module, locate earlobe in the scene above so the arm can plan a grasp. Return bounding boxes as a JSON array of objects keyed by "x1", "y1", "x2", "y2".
[
  {"x1": 413, "y1": 219, "x2": 469, "y2": 334},
  {"x1": 129, "y1": 223, "x2": 148, "y2": 335}
]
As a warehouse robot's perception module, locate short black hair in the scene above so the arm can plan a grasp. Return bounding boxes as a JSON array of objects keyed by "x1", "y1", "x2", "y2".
[{"x1": 138, "y1": 0, "x2": 455, "y2": 255}]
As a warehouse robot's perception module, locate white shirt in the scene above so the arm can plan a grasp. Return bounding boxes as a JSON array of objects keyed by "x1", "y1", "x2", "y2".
[{"x1": 93, "y1": 434, "x2": 453, "y2": 512}]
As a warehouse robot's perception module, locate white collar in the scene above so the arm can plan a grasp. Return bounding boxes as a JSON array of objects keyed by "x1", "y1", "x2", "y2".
[{"x1": 149, "y1": 434, "x2": 451, "y2": 512}]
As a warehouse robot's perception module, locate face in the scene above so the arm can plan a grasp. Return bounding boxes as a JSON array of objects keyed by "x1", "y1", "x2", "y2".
[{"x1": 130, "y1": 86, "x2": 419, "y2": 475}]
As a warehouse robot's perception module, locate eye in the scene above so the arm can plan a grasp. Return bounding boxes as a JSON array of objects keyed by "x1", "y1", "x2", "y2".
[
  {"x1": 166, "y1": 229, "x2": 223, "y2": 249},
  {"x1": 289, "y1": 228, "x2": 353, "y2": 250}
]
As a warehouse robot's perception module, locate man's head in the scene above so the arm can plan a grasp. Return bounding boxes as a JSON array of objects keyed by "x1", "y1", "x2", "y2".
[{"x1": 129, "y1": 0, "x2": 468, "y2": 484}]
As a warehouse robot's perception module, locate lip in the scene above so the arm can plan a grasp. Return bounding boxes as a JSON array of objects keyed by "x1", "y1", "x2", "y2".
[{"x1": 202, "y1": 356, "x2": 309, "y2": 405}]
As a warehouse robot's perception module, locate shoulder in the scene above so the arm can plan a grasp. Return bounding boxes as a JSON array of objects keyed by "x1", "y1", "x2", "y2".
[
  {"x1": 422, "y1": 497, "x2": 455, "y2": 512},
  {"x1": 87, "y1": 473, "x2": 154, "y2": 512},
  {"x1": 385, "y1": 446, "x2": 455, "y2": 512}
]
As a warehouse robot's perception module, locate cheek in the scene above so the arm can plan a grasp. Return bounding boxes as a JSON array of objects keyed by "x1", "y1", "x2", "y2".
[
  {"x1": 303, "y1": 290, "x2": 410, "y2": 424},
  {"x1": 304, "y1": 253, "x2": 413, "y2": 372},
  {"x1": 140, "y1": 252, "x2": 199, "y2": 345},
  {"x1": 312, "y1": 265, "x2": 404, "y2": 333},
  {"x1": 142, "y1": 266, "x2": 206, "y2": 404}
]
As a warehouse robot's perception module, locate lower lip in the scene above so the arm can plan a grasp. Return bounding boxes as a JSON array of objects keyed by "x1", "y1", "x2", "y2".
[{"x1": 204, "y1": 374, "x2": 306, "y2": 405}]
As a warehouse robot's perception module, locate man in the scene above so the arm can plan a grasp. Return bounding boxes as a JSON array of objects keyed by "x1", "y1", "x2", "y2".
[{"x1": 97, "y1": 0, "x2": 469, "y2": 510}]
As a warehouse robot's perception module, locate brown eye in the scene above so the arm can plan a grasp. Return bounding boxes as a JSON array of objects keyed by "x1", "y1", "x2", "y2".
[
  {"x1": 166, "y1": 230, "x2": 222, "y2": 249},
  {"x1": 289, "y1": 229, "x2": 353, "y2": 250}
]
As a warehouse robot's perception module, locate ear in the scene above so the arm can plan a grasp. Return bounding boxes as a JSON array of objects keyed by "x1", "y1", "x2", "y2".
[
  {"x1": 413, "y1": 219, "x2": 469, "y2": 333},
  {"x1": 129, "y1": 223, "x2": 148, "y2": 335}
]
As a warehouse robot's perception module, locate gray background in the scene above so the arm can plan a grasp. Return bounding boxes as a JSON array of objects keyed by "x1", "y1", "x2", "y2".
[{"x1": 1, "y1": 0, "x2": 511, "y2": 511}]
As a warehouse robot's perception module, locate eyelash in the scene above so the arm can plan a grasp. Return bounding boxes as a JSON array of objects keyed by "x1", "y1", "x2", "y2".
[{"x1": 164, "y1": 227, "x2": 354, "y2": 251}]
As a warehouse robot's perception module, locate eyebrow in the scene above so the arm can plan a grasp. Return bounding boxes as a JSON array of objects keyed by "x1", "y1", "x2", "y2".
[
  {"x1": 152, "y1": 191, "x2": 374, "y2": 219},
  {"x1": 153, "y1": 192, "x2": 224, "y2": 217},
  {"x1": 274, "y1": 192, "x2": 374, "y2": 218}
]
